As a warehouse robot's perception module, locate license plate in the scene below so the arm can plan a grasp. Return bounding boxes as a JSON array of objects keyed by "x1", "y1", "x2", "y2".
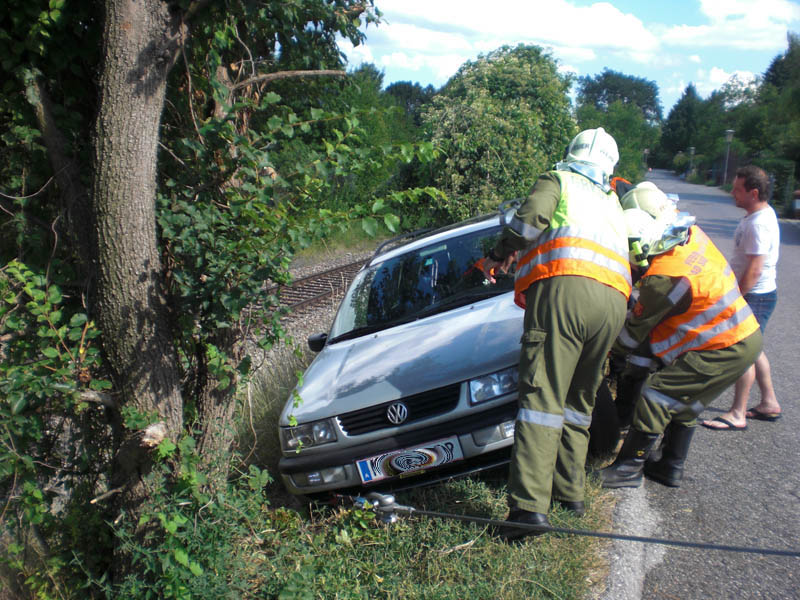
[{"x1": 356, "y1": 436, "x2": 464, "y2": 484}]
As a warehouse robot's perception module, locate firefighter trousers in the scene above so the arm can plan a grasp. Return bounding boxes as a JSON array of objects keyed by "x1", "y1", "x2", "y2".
[
  {"x1": 508, "y1": 276, "x2": 627, "y2": 514},
  {"x1": 633, "y1": 330, "x2": 763, "y2": 432}
]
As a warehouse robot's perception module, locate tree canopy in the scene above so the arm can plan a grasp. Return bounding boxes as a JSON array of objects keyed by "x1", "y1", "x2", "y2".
[
  {"x1": 577, "y1": 68, "x2": 663, "y2": 124},
  {"x1": 422, "y1": 44, "x2": 576, "y2": 215}
]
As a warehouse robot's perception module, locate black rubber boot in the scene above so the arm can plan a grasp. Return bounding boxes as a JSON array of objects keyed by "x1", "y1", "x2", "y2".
[
  {"x1": 615, "y1": 373, "x2": 646, "y2": 429},
  {"x1": 553, "y1": 499, "x2": 585, "y2": 517},
  {"x1": 644, "y1": 422, "x2": 696, "y2": 487},
  {"x1": 599, "y1": 428, "x2": 659, "y2": 488},
  {"x1": 495, "y1": 509, "x2": 550, "y2": 541}
]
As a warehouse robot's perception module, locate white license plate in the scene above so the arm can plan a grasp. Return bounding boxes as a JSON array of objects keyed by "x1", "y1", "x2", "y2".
[{"x1": 356, "y1": 436, "x2": 464, "y2": 484}]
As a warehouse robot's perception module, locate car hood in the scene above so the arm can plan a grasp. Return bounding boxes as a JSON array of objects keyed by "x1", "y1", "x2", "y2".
[{"x1": 280, "y1": 293, "x2": 523, "y2": 425}]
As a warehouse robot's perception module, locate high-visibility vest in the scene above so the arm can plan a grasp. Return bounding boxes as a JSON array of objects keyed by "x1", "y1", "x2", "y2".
[
  {"x1": 511, "y1": 171, "x2": 631, "y2": 309},
  {"x1": 645, "y1": 225, "x2": 759, "y2": 364}
]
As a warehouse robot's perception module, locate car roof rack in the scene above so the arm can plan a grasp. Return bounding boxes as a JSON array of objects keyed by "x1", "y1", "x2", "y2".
[
  {"x1": 367, "y1": 200, "x2": 523, "y2": 265},
  {"x1": 370, "y1": 227, "x2": 435, "y2": 260}
]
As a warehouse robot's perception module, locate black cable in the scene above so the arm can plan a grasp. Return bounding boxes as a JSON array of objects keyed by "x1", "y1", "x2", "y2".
[
  {"x1": 337, "y1": 493, "x2": 800, "y2": 558},
  {"x1": 409, "y1": 508, "x2": 800, "y2": 557}
]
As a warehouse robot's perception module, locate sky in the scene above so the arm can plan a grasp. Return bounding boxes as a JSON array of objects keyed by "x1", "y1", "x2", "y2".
[{"x1": 339, "y1": 0, "x2": 800, "y2": 115}]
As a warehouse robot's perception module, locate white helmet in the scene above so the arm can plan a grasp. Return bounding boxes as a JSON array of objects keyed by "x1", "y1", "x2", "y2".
[
  {"x1": 620, "y1": 182, "x2": 678, "y2": 222},
  {"x1": 623, "y1": 205, "x2": 696, "y2": 267},
  {"x1": 559, "y1": 127, "x2": 619, "y2": 188},
  {"x1": 623, "y1": 208, "x2": 667, "y2": 267}
]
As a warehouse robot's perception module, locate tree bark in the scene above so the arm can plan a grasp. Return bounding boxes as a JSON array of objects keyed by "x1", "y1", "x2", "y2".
[
  {"x1": 91, "y1": 3, "x2": 186, "y2": 574},
  {"x1": 92, "y1": 0, "x2": 184, "y2": 433}
]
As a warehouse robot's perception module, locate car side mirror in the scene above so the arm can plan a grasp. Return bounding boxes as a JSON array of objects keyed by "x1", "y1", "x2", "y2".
[{"x1": 307, "y1": 332, "x2": 327, "y2": 352}]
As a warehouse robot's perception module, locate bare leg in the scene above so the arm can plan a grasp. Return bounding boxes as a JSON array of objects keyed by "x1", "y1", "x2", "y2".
[
  {"x1": 746, "y1": 352, "x2": 781, "y2": 414},
  {"x1": 702, "y1": 364, "x2": 753, "y2": 429}
]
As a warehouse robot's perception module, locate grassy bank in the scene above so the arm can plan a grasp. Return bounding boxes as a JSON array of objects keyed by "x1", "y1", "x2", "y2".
[{"x1": 236, "y1": 347, "x2": 614, "y2": 599}]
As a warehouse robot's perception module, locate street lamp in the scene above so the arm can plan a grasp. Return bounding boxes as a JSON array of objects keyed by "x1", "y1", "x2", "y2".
[
  {"x1": 723, "y1": 129, "x2": 734, "y2": 186},
  {"x1": 643, "y1": 148, "x2": 649, "y2": 169},
  {"x1": 688, "y1": 146, "x2": 695, "y2": 175}
]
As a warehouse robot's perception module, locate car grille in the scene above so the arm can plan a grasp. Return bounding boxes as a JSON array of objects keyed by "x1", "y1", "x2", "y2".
[{"x1": 337, "y1": 383, "x2": 461, "y2": 436}]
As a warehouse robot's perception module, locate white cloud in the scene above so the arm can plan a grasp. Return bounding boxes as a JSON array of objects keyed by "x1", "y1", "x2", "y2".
[
  {"x1": 378, "y1": 51, "x2": 469, "y2": 84},
  {"x1": 337, "y1": 0, "x2": 800, "y2": 111},
  {"x1": 339, "y1": 40, "x2": 374, "y2": 65},
  {"x1": 371, "y1": 0, "x2": 658, "y2": 55},
  {"x1": 699, "y1": 0, "x2": 800, "y2": 23},
  {"x1": 694, "y1": 66, "x2": 756, "y2": 96},
  {"x1": 663, "y1": 0, "x2": 799, "y2": 51},
  {"x1": 373, "y1": 23, "x2": 472, "y2": 53},
  {"x1": 549, "y1": 45, "x2": 597, "y2": 63}
]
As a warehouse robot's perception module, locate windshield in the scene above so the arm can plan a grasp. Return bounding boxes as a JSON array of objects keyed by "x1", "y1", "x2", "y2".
[{"x1": 329, "y1": 224, "x2": 514, "y2": 341}]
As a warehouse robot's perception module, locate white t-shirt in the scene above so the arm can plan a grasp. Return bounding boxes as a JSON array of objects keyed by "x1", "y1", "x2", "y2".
[{"x1": 730, "y1": 206, "x2": 780, "y2": 294}]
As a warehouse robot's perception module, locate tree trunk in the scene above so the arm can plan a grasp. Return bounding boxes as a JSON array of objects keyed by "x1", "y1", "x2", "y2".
[
  {"x1": 93, "y1": 0, "x2": 184, "y2": 433},
  {"x1": 23, "y1": 71, "x2": 95, "y2": 285},
  {"x1": 91, "y1": 0, "x2": 185, "y2": 576}
]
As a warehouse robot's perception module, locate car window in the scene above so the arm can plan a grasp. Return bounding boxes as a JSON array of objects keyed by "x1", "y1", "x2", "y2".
[{"x1": 329, "y1": 225, "x2": 514, "y2": 340}]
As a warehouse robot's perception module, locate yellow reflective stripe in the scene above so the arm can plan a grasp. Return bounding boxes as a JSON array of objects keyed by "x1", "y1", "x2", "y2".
[
  {"x1": 659, "y1": 303, "x2": 756, "y2": 364},
  {"x1": 666, "y1": 278, "x2": 691, "y2": 304},
  {"x1": 617, "y1": 327, "x2": 639, "y2": 350},
  {"x1": 538, "y1": 225, "x2": 629, "y2": 258},
  {"x1": 643, "y1": 387, "x2": 703, "y2": 415},
  {"x1": 564, "y1": 408, "x2": 592, "y2": 427},
  {"x1": 517, "y1": 408, "x2": 563, "y2": 429},
  {"x1": 506, "y1": 214, "x2": 544, "y2": 242},
  {"x1": 629, "y1": 354, "x2": 658, "y2": 369},
  {"x1": 516, "y1": 246, "x2": 631, "y2": 282},
  {"x1": 651, "y1": 287, "x2": 743, "y2": 356}
]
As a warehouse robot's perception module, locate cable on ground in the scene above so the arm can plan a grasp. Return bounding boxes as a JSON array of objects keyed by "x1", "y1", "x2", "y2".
[{"x1": 334, "y1": 492, "x2": 800, "y2": 558}]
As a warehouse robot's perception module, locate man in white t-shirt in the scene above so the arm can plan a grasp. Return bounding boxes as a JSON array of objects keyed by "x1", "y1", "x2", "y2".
[{"x1": 703, "y1": 165, "x2": 781, "y2": 430}]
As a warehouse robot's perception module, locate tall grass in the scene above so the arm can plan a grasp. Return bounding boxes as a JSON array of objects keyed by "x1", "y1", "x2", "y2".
[{"x1": 236, "y1": 345, "x2": 615, "y2": 599}]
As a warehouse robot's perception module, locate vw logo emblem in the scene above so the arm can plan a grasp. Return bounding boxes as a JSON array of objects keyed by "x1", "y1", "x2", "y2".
[{"x1": 386, "y1": 402, "x2": 409, "y2": 425}]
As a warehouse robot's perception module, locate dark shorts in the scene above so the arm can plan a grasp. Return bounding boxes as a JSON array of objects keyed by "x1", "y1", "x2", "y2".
[{"x1": 744, "y1": 290, "x2": 777, "y2": 332}]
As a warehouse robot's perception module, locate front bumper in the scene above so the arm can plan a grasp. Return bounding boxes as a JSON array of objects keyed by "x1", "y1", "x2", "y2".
[{"x1": 279, "y1": 401, "x2": 518, "y2": 495}]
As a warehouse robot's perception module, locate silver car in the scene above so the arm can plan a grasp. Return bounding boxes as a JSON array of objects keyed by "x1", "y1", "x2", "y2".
[
  {"x1": 277, "y1": 211, "x2": 619, "y2": 496},
  {"x1": 277, "y1": 211, "x2": 529, "y2": 495}
]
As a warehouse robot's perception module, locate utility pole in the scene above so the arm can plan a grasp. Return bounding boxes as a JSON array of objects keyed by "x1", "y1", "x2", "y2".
[{"x1": 723, "y1": 130, "x2": 734, "y2": 186}]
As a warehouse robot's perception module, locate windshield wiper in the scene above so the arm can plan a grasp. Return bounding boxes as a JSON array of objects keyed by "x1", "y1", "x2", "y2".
[
  {"x1": 327, "y1": 316, "x2": 416, "y2": 344},
  {"x1": 414, "y1": 288, "x2": 508, "y2": 318}
]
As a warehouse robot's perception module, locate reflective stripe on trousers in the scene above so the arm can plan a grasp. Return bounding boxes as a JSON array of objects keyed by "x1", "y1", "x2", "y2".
[{"x1": 642, "y1": 386, "x2": 704, "y2": 416}]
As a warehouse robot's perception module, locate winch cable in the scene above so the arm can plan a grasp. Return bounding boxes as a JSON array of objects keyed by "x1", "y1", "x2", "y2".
[{"x1": 334, "y1": 492, "x2": 800, "y2": 558}]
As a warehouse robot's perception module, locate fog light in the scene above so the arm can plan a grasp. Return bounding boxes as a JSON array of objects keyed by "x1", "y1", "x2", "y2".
[
  {"x1": 472, "y1": 420, "x2": 515, "y2": 446},
  {"x1": 291, "y1": 466, "x2": 348, "y2": 488}
]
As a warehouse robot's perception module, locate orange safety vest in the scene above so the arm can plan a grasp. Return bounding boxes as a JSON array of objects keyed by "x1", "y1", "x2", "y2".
[
  {"x1": 512, "y1": 171, "x2": 631, "y2": 309},
  {"x1": 645, "y1": 225, "x2": 759, "y2": 364}
]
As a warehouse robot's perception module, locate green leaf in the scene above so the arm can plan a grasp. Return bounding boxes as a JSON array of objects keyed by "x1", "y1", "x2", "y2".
[
  {"x1": 69, "y1": 313, "x2": 88, "y2": 327},
  {"x1": 11, "y1": 396, "x2": 28, "y2": 415},
  {"x1": 157, "y1": 438, "x2": 177, "y2": 459},
  {"x1": 189, "y1": 561, "x2": 204, "y2": 576},
  {"x1": 371, "y1": 198, "x2": 384, "y2": 213},
  {"x1": 361, "y1": 217, "x2": 378, "y2": 237},
  {"x1": 263, "y1": 91, "x2": 281, "y2": 104},
  {"x1": 383, "y1": 214, "x2": 401, "y2": 233},
  {"x1": 89, "y1": 379, "x2": 112, "y2": 391},
  {"x1": 174, "y1": 548, "x2": 189, "y2": 567},
  {"x1": 41, "y1": 347, "x2": 59, "y2": 358}
]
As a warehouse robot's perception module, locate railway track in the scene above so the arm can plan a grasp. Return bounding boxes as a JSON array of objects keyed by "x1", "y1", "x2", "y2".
[{"x1": 270, "y1": 259, "x2": 366, "y2": 316}]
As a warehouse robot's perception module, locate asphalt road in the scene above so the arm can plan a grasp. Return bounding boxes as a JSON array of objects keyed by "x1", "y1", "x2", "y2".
[{"x1": 601, "y1": 169, "x2": 800, "y2": 600}]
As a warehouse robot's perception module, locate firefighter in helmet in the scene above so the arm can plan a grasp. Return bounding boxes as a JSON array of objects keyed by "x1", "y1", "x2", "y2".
[
  {"x1": 600, "y1": 183, "x2": 762, "y2": 489},
  {"x1": 482, "y1": 128, "x2": 631, "y2": 538}
]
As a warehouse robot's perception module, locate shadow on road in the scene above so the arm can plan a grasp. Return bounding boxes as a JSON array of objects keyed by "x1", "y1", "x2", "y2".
[
  {"x1": 779, "y1": 221, "x2": 800, "y2": 246},
  {"x1": 695, "y1": 218, "x2": 737, "y2": 239}
]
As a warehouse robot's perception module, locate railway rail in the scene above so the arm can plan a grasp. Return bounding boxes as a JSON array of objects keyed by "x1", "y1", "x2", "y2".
[{"x1": 270, "y1": 259, "x2": 366, "y2": 316}]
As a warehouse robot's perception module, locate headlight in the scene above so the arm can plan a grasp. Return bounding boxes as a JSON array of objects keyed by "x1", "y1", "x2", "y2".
[
  {"x1": 469, "y1": 366, "x2": 518, "y2": 405},
  {"x1": 280, "y1": 419, "x2": 337, "y2": 452}
]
